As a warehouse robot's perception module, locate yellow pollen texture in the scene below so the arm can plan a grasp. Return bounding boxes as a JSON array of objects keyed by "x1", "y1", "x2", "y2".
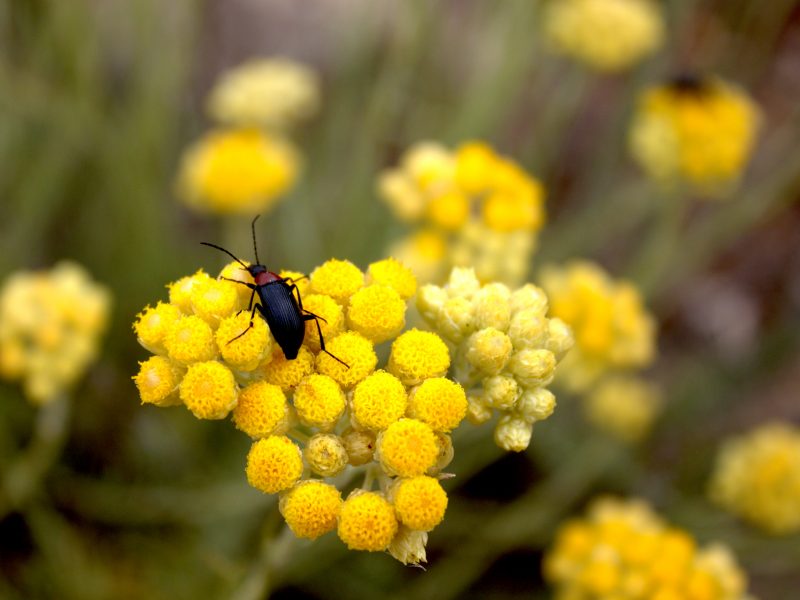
[
  {"x1": 133, "y1": 355, "x2": 184, "y2": 407},
  {"x1": 300, "y1": 293, "x2": 344, "y2": 352},
  {"x1": 407, "y1": 377, "x2": 467, "y2": 432},
  {"x1": 309, "y1": 259, "x2": 364, "y2": 304},
  {"x1": 337, "y1": 491, "x2": 399, "y2": 552},
  {"x1": 179, "y1": 361, "x2": 238, "y2": 420},
  {"x1": 378, "y1": 418, "x2": 439, "y2": 477},
  {"x1": 232, "y1": 380, "x2": 288, "y2": 438},
  {"x1": 259, "y1": 346, "x2": 315, "y2": 391},
  {"x1": 164, "y1": 315, "x2": 218, "y2": 365},
  {"x1": 292, "y1": 374, "x2": 346, "y2": 430},
  {"x1": 167, "y1": 271, "x2": 212, "y2": 314},
  {"x1": 216, "y1": 312, "x2": 272, "y2": 371},
  {"x1": 393, "y1": 476, "x2": 449, "y2": 531},
  {"x1": 315, "y1": 331, "x2": 377, "y2": 389},
  {"x1": 190, "y1": 278, "x2": 239, "y2": 326},
  {"x1": 133, "y1": 302, "x2": 181, "y2": 355},
  {"x1": 280, "y1": 480, "x2": 342, "y2": 540},
  {"x1": 351, "y1": 370, "x2": 408, "y2": 431},
  {"x1": 387, "y1": 329, "x2": 450, "y2": 385},
  {"x1": 346, "y1": 284, "x2": 406, "y2": 344},
  {"x1": 366, "y1": 258, "x2": 418, "y2": 300},
  {"x1": 245, "y1": 436, "x2": 303, "y2": 494}
]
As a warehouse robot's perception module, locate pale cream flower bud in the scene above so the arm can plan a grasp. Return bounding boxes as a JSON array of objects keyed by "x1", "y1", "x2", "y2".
[
  {"x1": 467, "y1": 394, "x2": 493, "y2": 425},
  {"x1": 465, "y1": 328, "x2": 513, "y2": 375},
  {"x1": 516, "y1": 388, "x2": 556, "y2": 423},
  {"x1": 447, "y1": 267, "x2": 481, "y2": 299},
  {"x1": 545, "y1": 317, "x2": 574, "y2": 360},
  {"x1": 429, "y1": 432, "x2": 455, "y2": 474},
  {"x1": 494, "y1": 415, "x2": 533, "y2": 452},
  {"x1": 482, "y1": 374, "x2": 520, "y2": 410},
  {"x1": 304, "y1": 433, "x2": 349, "y2": 477},
  {"x1": 507, "y1": 309, "x2": 549, "y2": 349},
  {"x1": 342, "y1": 428, "x2": 376, "y2": 466},
  {"x1": 436, "y1": 297, "x2": 475, "y2": 343},
  {"x1": 473, "y1": 283, "x2": 512, "y2": 331},
  {"x1": 510, "y1": 284, "x2": 548, "y2": 316},
  {"x1": 509, "y1": 349, "x2": 556, "y2": 388},
  {"x1": 388, "y1": 526, "x2": 428, "y2": 566},
  {"x1": 416, "y1": 284, "x2": 448, "y2": 324}
]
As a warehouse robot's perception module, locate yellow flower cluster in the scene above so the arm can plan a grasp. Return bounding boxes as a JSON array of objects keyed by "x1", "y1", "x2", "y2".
[
  {"x1": 709, "y1": 422, "x2": 800, "y2": 535},
  {"x1": 543, "y1": 0, "x2": 664, "y2": 72},
  {"x1": 0, "y1": 262, "x2": 111, "y2": 404},
  {"x1": 206, "y1": 57, "x2": 320, "y2": 129},
  {"x1": 540, "y1": 261, "x2": 656, "y2": 392},
  {"x1": 379, "y1": 141, "x2": 546, "y2": 285},
  {"x1": 629, "y1": 76, "x2": 760, "y2": 194},
  {"x1": 133, "y1": 257, "x2": 465, "y2": 564},
  {"x1": 585, "y1": 375, "x2": 662, "y2": 444},
  {"x1": 417, "y1": 267, "x2": 573, "y2": 452},
  {"x1": 544, "y1": 497, "x2": 752, "y2": 600},
  {"x1": 176, "y1": 57, "x2": 320, "y2": 214}
]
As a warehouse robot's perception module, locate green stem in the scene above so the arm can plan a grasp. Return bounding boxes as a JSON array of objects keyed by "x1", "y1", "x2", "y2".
[
  {"x1": 0, "y1": 394, "x2": 71, "y2": 518},
  {"x1": 229, "y1": 521, "x2": 298, "y2": 600}
]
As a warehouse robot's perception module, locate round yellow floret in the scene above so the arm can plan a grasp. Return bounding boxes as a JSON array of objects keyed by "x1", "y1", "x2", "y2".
[
  {"x1": 377, "y1": 418, "x2": 439, "y2": 477},
  {"x1": 367, "y1": 258, "x2": 417, "y2": 300},
  {"x1": 190, "y1": 277, "x2": 239, "y2": 327},
  {"x1": 393, "y1": 476, "x2": 448, "y2": 531},
  {"x1": 245, "y1": 435, "x2": 303, "y2": 494},
  {"x1": 337, "y1": 491, "x2": 399, "y2": 552},
  {"x1": 258, "y1": 346, "x2": 315, "y2": 391},
  {"x1": 346, "y1": 285, "x2": 406, "y2": 344},
  {"x1": 279, "y1": 270, "x2": 310, "y2": 296},
  {"x1": 309, "y1": 259, "x2": 364, "y2": 304},
  {"x1": 387, "y1": 329, "x2": 450, "y2": 386},
  {"x1": 176, "y1": 127, "x2": 299, "y2": 215},
  {"x1": 179, "y1": 360, "x2": 238, "y2": 420},
  {"x1": 167, "y1": 270, "x2": 212, "y2": 314},
  {"x1": 133, "y1": 355, "x2": 184, "y2": 407},
  {"x1": 164, "y1": 315, "x2": 218, "y2": 365},
  {"x1": 351, "y1": 370, "x2": 408, "y2": 431},
  {"x1": 232, "y1": 380, "x2": 290, "y2": 438},
  {"x1": 407, "y1": 378, "x2": 467, "y2": 432},
  {"x1": 218, "y1": 261, "x2": 253, "y2": 306},
  {"x1": 304, "y1": 433, "x2": 349, "y2": 477},
  {"x1": 280, "y1": 480, "x2": 342, "y2": 540},
  {"x1": 301, "y1": 294, "x2": 344, "y2": 352},
  {"x1": 216, "y1": 312, "x2": 273, "y2": 371},
  {"x1": 465, "y1": 328, "x2": 513, "y2": 375},
  {"x1": 133, "y1": 302, "x2": 181, "y2": 354},
  {"x1": 315, "y1": 331, "x2": 377, "y2": 389},
  {"x1": 293, "y1": 374, "x2": 345, "y2": 430}
]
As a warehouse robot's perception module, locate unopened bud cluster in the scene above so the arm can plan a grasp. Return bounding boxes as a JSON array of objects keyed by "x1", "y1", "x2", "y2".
[
  {"x1": 544, "y1": 497, "x2": 753, "y2": 600},
  {"x1": 379, "y1": 141, "x2": 546, "y2": 286},
  {"x1": 417, "y1": 267, "x2": 573, "y2": 452},
  {"x1": 133, "y1": 257, "x2": 464, "y2": 563},
  {"x1": 0, "y1": 262, "x2": 111, "y2": 404},
  {"x1": 176, "y1": 57, "x2": 319, "y2": 215}
]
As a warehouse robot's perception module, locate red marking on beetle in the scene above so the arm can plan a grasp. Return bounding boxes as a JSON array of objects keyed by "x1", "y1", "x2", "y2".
[{"x1": 255, "y1": 271, "x2": 281, "y2": 286}]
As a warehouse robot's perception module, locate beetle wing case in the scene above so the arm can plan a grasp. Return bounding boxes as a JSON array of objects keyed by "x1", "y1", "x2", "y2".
[{"x1": 258, "y1": 282, "x2": 305, "y2": 360}]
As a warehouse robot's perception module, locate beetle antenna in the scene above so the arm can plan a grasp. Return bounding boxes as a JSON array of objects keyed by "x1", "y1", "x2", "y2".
[
  {"x1": 251, "y1": 215, "x2": 261, "y2": 265},
  {"x1": 200, "y1": 242, "x2": 249, "y2": 269}
]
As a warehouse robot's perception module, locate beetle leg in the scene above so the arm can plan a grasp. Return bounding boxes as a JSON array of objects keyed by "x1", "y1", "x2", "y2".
[
  {"x1": 236, "y1": 287, "x2": 256, "y2": 317},
  {"x1": 221, "y1": 277, "x2": 256, "y2": 290},
  {"x1": 301, "y1": 308, "x2": 328, "y2": 324},
  {"x1": 227, "y1": 303, "x2": 259, "y2": 345},
  {"x1": 303, "y1": 314, "x2": 349, "y2": 368}
]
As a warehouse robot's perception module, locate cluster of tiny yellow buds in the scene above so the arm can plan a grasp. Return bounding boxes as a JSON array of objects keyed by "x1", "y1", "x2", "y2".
[
  {"x1": 543, "y1": 0, "x2": 664, "y2": 72},
  {"x1": 544, "y1": 497, "x2": 752, "y2": 600},
  {"x1": 379, "y1": 141, "x2": 546, "y2": 285},
  {"x1": 629, "y1": 76, "x2": 760, "y2": 194},
  {"x1": 175, "y1": 127, "x2": 299, "y2": 215},
  {"x1": 709, "y1": 422, "x2": 800, "y2": 535},
  {"x1": 417, "y1": 267, "x2": 572, "y2": 452},
  {"x1": 0, "y1": 262, "x2": 111, "y2": 404},
  {"x1": 540, "y1": 261, "x2": 656, "y2": 392},
  {"x1": 584, "y1": 375, "x2": 662, "y2": 444},
  {"x1": 134, "y1": 257, "x2": 466, "y2": 563},
  {"x1": 206, "y1": 57, "x2": 320, "y2": 130}
]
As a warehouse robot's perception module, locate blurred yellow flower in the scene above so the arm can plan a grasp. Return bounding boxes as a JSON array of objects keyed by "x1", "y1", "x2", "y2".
[
  {"x1": 0, "y1": 262, "x2": 110, "y2": 404},
  {"x1": 207, "y1": 57, "x2": 320, "y2": 129},
  {"x1": 585, "y1": 375, "x2": 662, "y2": 443},
  {"x1": 544, "y1": 497, "x2": 751, "y2": 599},
  {"x1": 709, "y1": 422, "x2": 800, "y2": 534},
  {"x1": 544, "y1": 0, "x2": 664, "y2": 72},
  {"x1": 630, "y1": 76, "x2": 760, "y2": 193},
  {"x1": 176, "y1": 127, "x2": 299, "y2": 215},
  {"x1": 541, "y1": 261, "x2": 655, "y2": 391}
]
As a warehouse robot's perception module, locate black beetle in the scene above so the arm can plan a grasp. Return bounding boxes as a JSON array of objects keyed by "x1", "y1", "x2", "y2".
[{"x1": 201, "y1": 216, "x2": 348, "y2": 367}]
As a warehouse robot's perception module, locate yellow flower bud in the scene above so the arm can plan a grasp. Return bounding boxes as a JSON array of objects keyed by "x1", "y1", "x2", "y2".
[
  {"x1": 388, "y1": 526, "x2": 428, "y2": 566},
  {"x1": 508, "y1": 349, "x2": 556, "y2": 388},
  {"x1": 407, "y1": 377, "x2": 467, "y2": 432},
  {"x1": 216, "y1": 312, "x2": 273, "y2": 371},
  {"x1": 367, "y1": 258, "x2": 417, "y2": 300},
  {"x1": 508, "y1": 309, "x2": 548, "y2": 350},
  {"x1": 164, "y1": 315, "x2": 218, "y2": 365},
  {"x1": 377, "y1": 418, "x2": 439, "y2": 477},
  {"x1": 179, "y1": 360, "x2": 238, "y2": 420},
  {"x1": 190, "y1": 277, "x2": 239, "y2": 327},
  {"x1": 346, "y1": 284, "x2": 406, "y2": 344},
  {"x1": 258, "y1": 346, "x2": 315, "y2": 391},
  {"x1": 219, "y1": 261, "x2": 253, "y2": 306},
  {"x1": 280, "y1": 480, "x2": 342, "y2": 540},
  {"x1": 309, "y1": 259, "x2": 364, "y2": 305},
  {"x1": 342, "y1": 428, "x2": 376, "y2": 466},
  {"x1": 465, "y1": 328, "x2": 513, "y2": 375},
  {"x1": 133, "y1": 355, "x2": 184, "y2": 407},
  {"x1": 304, "y1": 433, "x2": 349, "y2": 477},
  {"x1": 494, "y1": 415, "x2": 533, "y2": 452},
  {"x1": 545, "y1": 317, "x2": 574, "y2": 360},
  {"x1": 517, "y1": 388, "x2": 556, "y2": 423},
  {"x1": 482, "y1": 374, "x2": 520, "y2": 410},
  {"x1": 168, "y1": 270, "x2": 212, "y2": 314},
  {"x1": 351, "y1": 370, "x2": 408, "y2": 431},
  {"x1": 133, "y1": 302, "x2": 181, "y2": 355},
  {"x1": 337, "y1": 490, "x2": 398, "y2": 552},
  {"x1": 467, "y1": 394, "x2": 493, "y2": 425},
  {"x1": 585, "y1": 376, "x2": 661, "y2": 443},
  {"x1": 301, "y1": 294, "x2": 344, "y2": 353},
  {"x1": 430, "y1": 432, "x2": 455, "y2": 474},
  {"x1": 293, "y1": 374, "x2": 346, "y2": 430},
  {"x1": 232, "y1": 380, "x2": 291, "y2": 438},
  {"x1": 392, "y1": 476, "x2": 448, "y2": 531},
  {"x1": 245, "y1": 436, "x2": 303, "y2": 494},
  {"x1": 315, "y1": 331, "x2": 377, "y2": 389},
  {"x1": 388, "y1": 329, "x2": 450, "y2": 385}
]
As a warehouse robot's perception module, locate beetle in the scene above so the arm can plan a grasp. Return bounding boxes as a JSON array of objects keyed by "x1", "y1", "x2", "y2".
[{"x1": 201, "y1": 216, "x2": 349, "y2": 367}]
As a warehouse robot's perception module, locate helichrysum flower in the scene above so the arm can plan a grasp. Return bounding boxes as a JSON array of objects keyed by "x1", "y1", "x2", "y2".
[
  {"x1": 543, "y1": 0, "x2": 664, "y2": 72},
  {"x1": 709, "y1": 422, "x2": 800, "y2": 534},
  {"x1": 134, "y1": 257, "x2": 465, "y2": 563},
  {"x1": 544, "y1": 497, "x2": 752, "y2": 599},
  {"x1": 629, "y1": 76, "x2": 760, "y2": 194},
  {"x1": 176, "y1": 127, "x2": 299, "y2": 215},
  {"x1": 0, "y1": 262, "x2": 110, "y2": 404},
  {"x1": 379, "y1": 141, "x2": 546, "y2": 285},
  {"x1": 417, "y1": 267, "x2": 573, "y2": 451},
  {"x1": 540, "y1": 261, "x2": 655, "y2": 392},
  {"x1": 207, "y1": 57, "x2": 320, "y2": 129},
  {"x1": 585, "y1": 375, "x2": 662, "y2": 443}
]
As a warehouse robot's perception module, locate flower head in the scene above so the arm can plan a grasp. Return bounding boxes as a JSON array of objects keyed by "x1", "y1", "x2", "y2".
[
  {"x1": 407, "y1": 377, "x2": 467, "y2": 432},
  {"x1": 351, "y1": 370, "x2": 408, "y2": 431},
  {"x1": 630, "y1": 76, "x2": 760, "y2": 193},
  {"x1": 164, "y1": 315, "x2": 219, "y2": 365},
  {"x1": 133, "y1": 302, "x2": 181, "y2": 355},
  {"x1": 280, "y1": 480, "x2": 342, "y2": 540},
  {"x1": 544, "y1": 0, "x2": 664, "y2": 72},
  {"x1": 304, "y1": 433, "x2": 348, "y2": 477},
  {"x1": 585, "y1": 375, "x2": 662, "y2": 443},
  {"x1": 246, "y1": 436, "x2": 303, "y2": 494},
  {"x1": 392, "y1": 476, "x2": 448, "y2": 532},
  {"x1": 709, "y1": 422, "x2": 800, "y2": 534},
  {"x1": 216, "y1": 312, "x2": 273, "y2": 371},
  {"x1": 309, "y1": 259, "x2": 364, "y2": 304},
  {"x1": 167, "y1": 270, "x2": 212, "y2": 314},
  {"x1": 315, "y1": 331, "x2": 377, "y2": 388},
  {"x1": 292, "y1": 374, "x2": 345, "y2": 430},
  {"x1": 387, "y1": 329, "x2": 450, "y2": 385},
  {"x1": 367, "y1": 258, "x2": 418, "y2": 301},
  {"x1": 190, "y1": 278, "x2": 239, "y2": 327},
  {"x1": 179, "y1": 361, "x2": 238, "y2": 420},
  {"x1": 133, "y1": 355, "x2": 184, "y2": 407},
  {"x1": 259, "y1": 346, "x2": 315, "y2": 391},
  {"x1": 301, "y1": 294, "x2": 344, "y2": 352},
  {"x1": 232, "y1": 381, "x2": 291, "y2": 438},
  {"x1": 0, "y1": 262, "x2": 110, "y2": 404},
  {"x1": 346, "y1": 284, "x2": 406, "y2": 344},
  {"x1": 377, "y1": 418, "x2": 440, "y2": 477},
  {"x1": 337, "y1": 491, "x2": 398, "y2": 552}
]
